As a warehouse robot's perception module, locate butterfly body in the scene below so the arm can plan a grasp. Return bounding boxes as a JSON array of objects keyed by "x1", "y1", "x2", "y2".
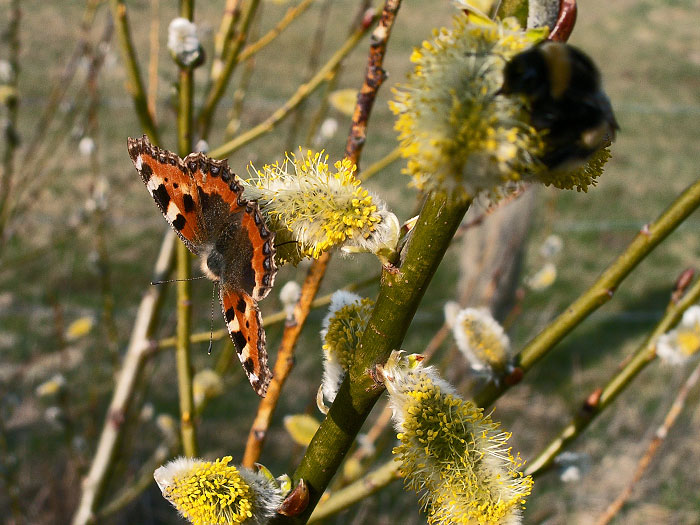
[{"x1": 128, "y1": 136, "x2": 276, "y2": 396}]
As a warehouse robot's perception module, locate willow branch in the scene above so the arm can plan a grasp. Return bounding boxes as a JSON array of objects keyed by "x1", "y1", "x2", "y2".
[
  {"x1": 596, "y1": 357, "x2": 700, "y2": 525},
  {"x1": 198, "y1": 0, "x2": 261, "y2": 139},
  {"x1": 344, "y1": 2, "x2": 396, "y2": 161},
  {"x1": 283, "y1": 191, "x2": 470, "y2": 524},
  {"x1": 71, "y1": 232, "x2": 177, "y2": 525},
  {"x1": 241, "y1": 0, "x2": 392, "y2": 472},
  {"x1": 208, "y1": 18, "x2": 376, "y2": 159},
  {"x1": 109, "y1": 0, "x2": 159, "y2": 143},
  {"x1": 173, "y1": 0, "x2": 198, "y2": 458},
  {"x1": 238, "y1": 0, "x2": 315, "y2": 63},
  {"x1": 475, "y1": 177, "x2": 700, "y2": 408},
  {"x1": 270, "y1": 6, "x2": 407, "y2": 522},
  {"x1": 359, "y1": 146, "x2": 401, "y2": 182},
  {"x1": 286, "y1": 0, "x2": 333, "y2": 150},
  {"x1": 525, "y1": 273, "x2": 700, "y2": 476},
  {"x1": 241, "y1": 253, "x2": 331, "y2": 467},
  {"x1": 212, "y1": 0, "x2": 242, "y2": 79},
  {"x1": 308, "y1": 460, "x2": 401, "y2": 522}
]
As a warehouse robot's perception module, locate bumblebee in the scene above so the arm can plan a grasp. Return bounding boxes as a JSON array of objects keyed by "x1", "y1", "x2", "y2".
[{"x1": 500, "y1": 41, "x2": 619, "y2": 170}]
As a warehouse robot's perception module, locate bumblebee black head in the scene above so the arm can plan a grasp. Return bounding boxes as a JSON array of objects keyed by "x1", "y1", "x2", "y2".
[{"x1": 500, "y1": 46, "x2": 550, "y2": 98}]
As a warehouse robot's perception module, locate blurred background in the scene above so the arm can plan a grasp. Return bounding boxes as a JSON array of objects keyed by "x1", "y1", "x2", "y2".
[{"x1": 0, "y1": 0, "x2": 698, "y2": 523}]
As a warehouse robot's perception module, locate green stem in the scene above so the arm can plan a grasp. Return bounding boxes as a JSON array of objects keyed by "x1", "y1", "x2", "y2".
[
  {"x1": 174, "y1": 0, "x2": 198, "y2": 458},
  {"x1": 475, "y1": 177, "x2": 700, "y2": 407},
  {"x1": 209, "y1": 20, "x2": 375, "y2": 159},
  {"x1": 109, "y1": 0, "x2": 159, "y2": 143},
  {"x1": 299, "y1": 177, "x2": 700, "y2": 520},
  {"x1": 279, "y1": 191, "x2": 472, "y2": 524},
  {"x1": 526, "y1": 274, "x2": 700, "y2": 476},
  {"x1": 308, "y1": 460, "x2": 401, "y2": 522},
  {"x1": 198, "y1": 0, "x2": 261, "y2": 139},
  {"x1": 360, "y1": 147, "x2": 401, "y2": 182}
]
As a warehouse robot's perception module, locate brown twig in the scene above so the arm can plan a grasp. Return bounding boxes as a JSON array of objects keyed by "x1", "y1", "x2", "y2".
[
  {"x1": 275, "y1": 2, "x2": 405, "y2": 522},
  {"x1": 344, "y1": 2, "x2": 397, "y2": 162},
  {"x1": 241, "y1": 1, "x2": 392, "y2": 471},
  {"x1": 241, "y1": 253, "x2": 331, "y2": 467},
  {"x1": 596, "y1": 359, "x2": 700, "y2": 525}
]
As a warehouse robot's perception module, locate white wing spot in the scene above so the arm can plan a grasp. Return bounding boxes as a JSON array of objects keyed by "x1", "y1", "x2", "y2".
[
  {"x1": 166, "y1": 201, "x2": 180, "y2": 221},
  {"x1": 146, "y1": 176, "x2": 163, "y2": 193},
  {"x1": 135, "y1": 155, "x2": 143, "y2": 171},
  {"x1": 227, "y1": 317, "x2": 240, "y2": 332}
]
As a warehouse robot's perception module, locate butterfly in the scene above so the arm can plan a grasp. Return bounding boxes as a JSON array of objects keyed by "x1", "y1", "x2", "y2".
[{"x1": 127, "y1": 135, "x2": 277, "y2": 396}]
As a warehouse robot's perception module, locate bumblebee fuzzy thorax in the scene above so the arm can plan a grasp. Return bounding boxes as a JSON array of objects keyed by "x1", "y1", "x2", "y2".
[{"x1": 501, "y1": 41, "x2": 619, "y2": 170}]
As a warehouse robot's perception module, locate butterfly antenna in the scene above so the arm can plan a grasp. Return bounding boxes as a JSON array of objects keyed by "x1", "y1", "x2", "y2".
[
  {"x1": 208, "y1": 281, "x2": 217, "y2": 356},
  {"x1": 274, "y1": 240, "x2": 301, "y2": 249},
  {"x1": 151, "y1": 275, "x2": 208, "y2": 285}
]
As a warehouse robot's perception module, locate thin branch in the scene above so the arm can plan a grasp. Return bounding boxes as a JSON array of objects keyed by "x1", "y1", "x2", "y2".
[
  {"x1": 475, "y1": 177, "x2": 700, "y2": 408},
  {"x1": 211, "y1": 0, "x2": 242, "y2": 81},
  {"x1": 359, "y1": 146, "x2": 401, "y2": 182},
  {"x1": 344, "y1": 2, "x2": 395, "y2": 162},
  {"x1": 238, "y1": 0, "x2": 315, "y2": 63},
  {"x1": 108, "y1": 0, "x2": 160, "y2": 143},
  {"x1": 71, "y1": 231, "x2": 177, "y2": 525},
  {"x1": 208, "y1": 19, "x2": 376, "y2": 159},
  {"x1": 308, "y1": 460, "x2": 401, "y2": 522},
  {"x1": 174, "y1": 0, "x2": 198, "y2": 458},
  {"x1": 241, "y1": 252, "x2": 331, "y2": 467},
  {"x1": 198, "y1": 0, "x2": 261, "y2": 139},
  {"x1": 286, "y1": 0, "x2": 333, "y2": 150},
  {"x1": 155, "y1": 273, "x2": 380, "y2": 350},
  {"x1": 241, "y1": 0, "x2": 390, "y2": 471},
  {"x1": 85, "y1": 30, "x2": 120, "y2": 361},
  {"x1": 525, "y1": 273, "x2": 700, "y2": 476},
  {"x1": 596, "y1": 358, "x2": 700, "y2": 525},
  {"x1": 301, "y1": 0, "x2": 372, "y2": 149}
]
